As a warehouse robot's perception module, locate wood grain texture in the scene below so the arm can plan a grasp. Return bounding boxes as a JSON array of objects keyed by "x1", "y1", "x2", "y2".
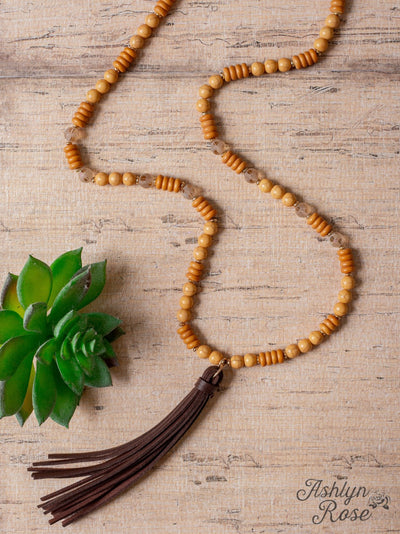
[{"x1": 0, "y1": 0, "x2": 399, "y2": 532}]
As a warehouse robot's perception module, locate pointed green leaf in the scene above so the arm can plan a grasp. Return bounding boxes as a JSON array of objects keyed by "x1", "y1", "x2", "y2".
[
  {"x1": 105, "y1": 326, "x2": 125, "y2": 343},
  {"x1": 56, "y1": 351, "x2": 84, "y2": 396},
  {"x1": 88, "y1": 335, "x2": 106, "y2": 357},
  {"x1": 75, "y1": 350, "x2": 95, "y2": 376},
  {"x1": 76, "y1": 261, "x2": 106, "y2": 309},
  {"x1": 50, "y1": 364, "x2": 78, "y2": 428},
  {"x1": 84, "y1": 355, "x2": 112, "y2": 388},
  {"x1": 60, "y1": 337, "x2": 74, "y2": 361},
  {"x1": 0, "y1": 309, "x2": 25, "y2": 343},
  {"x1": 0, "y1": 334, "x2": 41, "y2": 380},
  {"x1": 48, "y1": 248, "x2": 83, "y2": 308},
  {"x1": 48, "y1": 267, "x2": 91, "y2": 326},
  {"x1": 33, "y1": 361, "x2": 57, "y2": 425},
  {"x1": 53, "y1": 310, "x2": 80, "y2": 339},
  {"x1": 103, "y1": 339, "x2": 116, "y2": 359},
  {"x1": 16, "y1": 256, "x2": 52, "y2": 309},
  {"x1": 16, "y1": 364, "x2": 35, "y2": 426},
  {"x1": 1, "y1": 274, "x2": 24, "y2": 316},
  {"x1": 70, "y1": 331, "x2": 83, "y2": 353},
  {"x1": 0, "y1": 351, "x2": 35, "y2": 417},
  {"x1": 35, "y1": 337, "x2": 59, "y2": 366},
  {"x1": 84, "y1": 313, "x2": 122, "y2": 336},
  {"x1": 23, "y1": 302, "x2": 48, "y2": 334}
]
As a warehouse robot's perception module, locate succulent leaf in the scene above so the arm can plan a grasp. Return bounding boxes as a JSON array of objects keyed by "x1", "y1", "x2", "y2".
[
  {"x1": 75, "y1": 350, "x2": 95, "y2": 376},
  {"x1": 84, "y1": 355, "x2": 112, "y2": 388},
  {"x1": 33, "y1": 361, "x2": 57, "y2": 425},
  {"x1": 50, "y1": 364, "x2": 79, "y2": 428},
  {"x1": 60, "y1": 337, "x2": 74, "y2": 361},
  {"x1": 17, "y1": 256, "x2": 53, "y2": 309},
  {"x1": 0, "y1": 334, "x2": 41, "y2": 381},
  {"x1": 35, "y1": 338, "x2": 59, "y2": 366},
  {"x1": 105, "y1": 326, "x2": 125, "y2": 343},
  {"x1": 56, "y1": 351, "x2": 84, "y2": 396},
  {"x1": 16, "y1": 364, "x2": 35, "y2": 426},
  {"x1": 0, "y1": 274, "x2": 24, "y2": 317},
  {"x1": 0, "y1": 351, "x2": 35, "y2": 417},
  {"x1": 74, "y1": 261, "x2": 106, "y2": 310},
  {"x1": 48, "y1": 248, "x2": 83, "y2": 308},
  {"x1": 70, "y1": 331, "x2": 83, "y2": 353},
  {"x1": 84, "y1": 313, "x2": 122, "y2": 337},
  {"x1": 23, "y1": 302, "x2": 48, "y2": 334},
  {"x1": 0, "y1": 309, "x2": 26, "y2": 343},
  {"x1": 48, "y1": 267, "x2": 91, "y2": 326},
  {"x1": 53, "y1": 310, "x2": 80, "y2": 339}
]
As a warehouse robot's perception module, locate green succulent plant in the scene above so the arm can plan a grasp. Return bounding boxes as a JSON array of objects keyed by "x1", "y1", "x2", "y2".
[{"x1": 0, "y1": 248, "x2": 124, "y2": 428}]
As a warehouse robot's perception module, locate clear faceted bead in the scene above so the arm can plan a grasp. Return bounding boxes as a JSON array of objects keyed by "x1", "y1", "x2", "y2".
[
  {"x1": 329, "y1": 231, "x2": 349, "y2": 248},
  {"x1": 209, "y1": 138, "x2": 230, "y2": 155},
  {"x1": 76, "y1": 167, "x2": 95, "y2": 183},
  {"x1": 243, "y1": 167, "x2": 266, "y2": 184},
  {"x1": 295, "y1": 202, "x2": 314, "y2": 218},
  {"x1": 138, "y1": 174, "x2": 154, "y2": 188},
  {"x1": 181, "y1": 183, "x2": 202, "y2": 200},
  {"x1": 64, "y1": 126, "x2": 85, "y2": 143}
]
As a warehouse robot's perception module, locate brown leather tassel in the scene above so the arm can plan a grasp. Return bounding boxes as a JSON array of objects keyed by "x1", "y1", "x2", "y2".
[{"x1": 28, "y1": 365, "x2": 224, "y2": 527}]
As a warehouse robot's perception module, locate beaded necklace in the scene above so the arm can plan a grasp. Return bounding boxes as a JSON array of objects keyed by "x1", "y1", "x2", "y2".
[{"x1": 29, "y1": 0, "x2": 354, "y2": 526}]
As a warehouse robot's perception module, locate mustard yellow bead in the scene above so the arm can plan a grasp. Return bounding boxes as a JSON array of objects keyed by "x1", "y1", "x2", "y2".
[
  {"x1": 333, "y1": 301, "x2": 348, "y2": 317},
  {"x1": 203, "y1": 221, "x2": 218, "y2": 235},
  {"x1": 122, "y1": 172, "x2": 136, "y2": 186},
  {"x1": 208, "y1": 75, "x2": 223, "y2": 89},
  {"x1": 199, "y1": 84, "x2": 213, "y2": 99},
  {"x1": 197, "y1": 345, "x2": 212, "y2": 359},
  {"x1": 338, "y1": 289, "x2": 352, "y2": 303},
  {"x1": 95, "y1": 79, "x2": 111, "y2": 94},
  {"x1": 341, "y1": 275, "x2": 355, "y2": 290},
  {"x1": 129, "y1": 34, "x2": 145, "y2": 49},
  {"x1": 193, "y1": 246, "x2": 207, "y2": 261},
  {"x1": 231, "y1": 355, "x2": 244, "y2": 369},
  {"x1": 309, "y1": 331, "x2": 324, "y2": 345},
  {"x1": 108, "y1": 172, "x2": 122, "y2": 186},
  {"x1": 270, "y1": 184, "x2": 285, "y2": 199},
  {"x1": 198, "y1": 233, "x2": 213, "y2": 248},
  {"x1": 145, "y1": 13, "x2": 160, "y2": 28},
  {"x1": 325, "y1": 14, "x2": 341, "y2": 29},
  {"x1": 183, "y1": 282, "x2": 197, "y2": 296},
  {"x1": 180, "y1": 295, "x2": 194, "y2": 309},
  {"x1": 285, "y1": 344, "x2": 300, "y2": 359},
  {"x1": 251, "y1": 62, "x2": 265, "y2": 76},
  {"x1": 298, "y1": 338, "x2": 313, "y2": 353},
  {"x1": 258, "y1": 178, "x2": 274, "y2": 193},
  {"x1": 177, "y1": 308, "x2": 191, "y2": 322},
  {"x1": 209, "y1": 351, "x2": 224, "y2": 365},
  {"x1": 244, "y1": 353, "x2": 258, "y2": 367},
  {"x1": 196, "y1": 98, "x2": 211, "y2": 113},
  {"x1": 86, "y1": 89, "x2": 101, "y2": 103},
  {"x1": 104, "y1": 69, "x2": 119, "y2": 84},
  {"x1": 94, "y1": 172, "x2": 108, "y2": 186},
  {"x1": 282, "y1": 192, "x2": 297, "y2": 207},
  {"x1": 320, "y1": 26, "x2": 335, "y2": 40},
  {"x1": 264, "y1": 59, "x2": 278, "y2": 73},
  {"x1": 137, "y1": 24, "x2": 152, "y2": 39},
  {"x1": 278, "y1": 58, "x2": 292, "y2": 72},
  {"x1": 314, "y1": 37, "x2": 329, "y2": 53}
]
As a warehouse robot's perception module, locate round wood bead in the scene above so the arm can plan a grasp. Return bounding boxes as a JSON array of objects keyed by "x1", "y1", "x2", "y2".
[
  {"x1": 108, "y1": 172, "x2": 122, "y2": 186},
  {"x1": 209, "y1": 351, "x2": 224, "y2": 365},
  {"x1": 203, "y1": 221, "x2": 218, "y2": 235},
  {"x1": 145, "y1": 13, "x2": 160, "y2": 28},
  {"x1": 309, "y1": 331, "x2": 324, "y2": 345},
  {"x1": 258, "y1": 178, "x2": 273, "y2": 193},
  {"x1": 196, "y1": 98, "x2": 211, "y2": 113},
  {"x1": 264, "y1": 59, "x2": 278, "y2": 73},
  {"x1": 199, "y1": 85, "x2": 213, "y2": 98},
  {"x1": 193, "y1": 246, "x2": 208, "y2": 260},
  {"x1": 270, "y1": 184, "x2": 285, "y2": 199},
  {"x1": 325, "y1": 14, "x2": 341, "y2": 28},
  {"x1": 278, "y1": 58, "x2": 292, "y2": 72},
  {"x1": 333, "y1": 302, "x2": 348, "y2": 317},
  {"x1": 244, "y1": 353, "x2": 258, "y2": 367},
  {"x1": 129, "y1": 34, "x2": 145, "y2": 49},
  {"x1": 95, "y1": 79, "x2": 111, "y2": 94},
  {"x1": 338, "y1": 289, "x2": 352, "y2": 303},
  {"x1": 94, "y1": 172, "x2": 109, "y2": 186},
  {"x1": 122, "y1": 172, "x2": 136, "y2": 185},
  {"x1": 285, "y1": 344, "x2": 300, "y2": 359},
  {"x1": 104, "y1": 69, "x2": 119, "y2": 84},
  {"x1": 183, "y1": 282, "x2": 197, "y2": 296},
  {"x1": 298, "y1": 338, "x2": 313, "y2": 353},
  {"x1": 137, "y1": 24, "x2": 152, "y2": 38},
  {"x1": 180, "y1": 295, "x2": 194, "y2": 309},
  {"x1": 208, "y1": 75, "x2": 223, "y2": 89},
  {"x1": 320, "y1": 26, "x2": 335, "y2": 40},
  {"x1": 86, "y1": 89, "x2": 101, "y2": 103},
  {"x1": 282, "y1": 192, "x2": 297, "y2": 207},
  {"x1": 314, "y1": 38, "x2": 329, "y2": 52},
  {"x1": 197, "y1": 345, "x2": 212, "y2": 359},
  {"x1": 341, "y1": 275, "x2": 355, "y2": 289},
  {"x1": 231, "y1": 355, "x2": 244, "y2": 369},
  {"x1": 198, "y1": 233, "x2": 213, "y2": 248},
  {"x1": 251, "y1": 62, "x2": 265, "y2": 76},
  {"x1": 177, "y1": 308, "x2": 191, "y2": 322}
]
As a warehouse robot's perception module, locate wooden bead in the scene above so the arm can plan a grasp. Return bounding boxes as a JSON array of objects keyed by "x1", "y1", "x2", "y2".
[
  {"x1": 192, "y1": 196, "x2": 217, "y2": 220},
  {"x1": 155, "y1": 175, "x2": 181, "y2": 192},
  {"x1": 298, "y1": 338, "x2": 313, "y2": 353},
  {"x1": 330, "y1": 0, "x2": 345, "y2": 14},
  {"x1": 222, "y1": 64, "x2": 249, "y2": 82},
  {"x1": 198, "y1": 233, "x2": 213, "y2": 248},
  {"x1": 180, "y1": 295, "x2": 194, "y2": 309},
  {"x1": 320, "y1": 26, "x2": 335, "y2": 40},
  {"x1": 314, "y1": 38, "x2": 329, "y2": 53},
  {"x1": 137, "y1": 24, "x2": 152, "y2": 39},
  {"x1": 122, "y1": 172, "x2": 136, "y2": 186},
  {"x1": 278, "y1": 58, "x2": 292, "y2": 72},
  {"x1": 231, "y1": 355, "x2": 244, "y2": 369},
  {"x1": 95, "y1": 79, "x2": 111, "y2": 94},
  {"x1": 325, "y1": 14, "x2": 341, "y2": 29},
  {"x1": 186, "y1": 261, "x2": 204, "y2": 282},
  {"x1": 250, "y1": 62, "x2": 265, "y2": 76},
  {"x1": 129, "y1": 34, "x2": 145, "y2": 49},
  {"x1": 177, "y1": 324, "x2": 200, "y2": 349},
  {"x1": 108, "y1": 172, "x2": 122, "y2": 186},
  {"x1": 86, "y1": 89, "x2": 101, "y2": 104},
  {"x1": 292, "y1": 49, "x2": 318, "y2": 69},
  {"x1": 154, "y1": 0, "x2": 175, "y2": 17},
  {"x1": 338, "y1": 289, "x2": 352, "y2": 303},
  {"x1": 197, "y1": 345, "x2": 212, "y2": 359},
  {"x1": 333, "y1": 302, "x2": 348, "y2": 317},
  {"x1": 104, "y1": 69, "x2": 119, "y2": 84},
  {"x1": 199, "y1": 85, "x2": 213, "y2": 99},
  {"x1": 196, "y1": 98, "x2": 211, "y2": 113},
  {"x1": 244, "y1": 353, "x2": 258, "y2": 367},
  {"x1": 64, "y1": 144, "x2": 83, "y2": 170},
  {"x1": 309, "y1": 331, "x2": 324, "y2": 345},
  {"x1": 258, "y1": 353, "x2": 266, "y2": 366},
  {"x1": 270, "y1": 184, "x2": 285, "y2": 199},
  {"x1": 183, "y1": 282, "x2": 197, "y2": 296},
  {"x1": 282, "y1": 192, "x2": 297, "y2": 207},
  {"x1": 341, "y1": 275, "x2": 355, "y2": 289},
  {"x1": 209, "y1": 351, "x2": 224, "y2": 365},
  {"x1": 199, "y1": 113, "x2": 218, "y2": 140},
  {"x1": 113, "y1": 47, "x2": 136, "y2": 73},
  {"x1": 307, "y1": 212, "x2": 332, "y2": 237},
  {"x1": 258, "y1": 178, "x2": 273, "y2": 193},
  {"x1": 72, "y1": 101, "x2": 94, "y2": 128},
  {"x1": 193, "y1": 246, "x2": 207, "y2": 261},
  {"x1": 94, "y1": 172, "x2": 109, "y2": 186},
  {"x1": 203, "y1": 221, "x2": 218, "y2": 236},
  {"x1": 320, "y1": 314, "x2": 339, "y2": 335},
  {"x1": 285, "y1": 344, "x2": 300, "y2": 359},
  {"x1": 221, "y1": 150, "x2": 247, "y2": 174},
  {"x1": 208, "y1": 75, "x2": 223, "y2": 89},
  {"x1": 177, "y1": 308, "x2": 191, "y2": 322},
  {"x1": 264, "y1": 59, "x2": 278, "y2": 73},
  {"x1": 263, "y1": 350, "x2": 284, "y2": 365},
  {"x1": 145, "y1": 13, "x2": 160, "y2": 28},
  {"x1": 338, "y1": 248, "x2": 355, "y2": 273}
]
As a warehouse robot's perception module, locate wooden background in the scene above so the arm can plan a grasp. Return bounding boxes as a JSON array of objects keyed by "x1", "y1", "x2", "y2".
[{"x1": 0, "y1": 0, "x2": 399, "y2": 532}]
